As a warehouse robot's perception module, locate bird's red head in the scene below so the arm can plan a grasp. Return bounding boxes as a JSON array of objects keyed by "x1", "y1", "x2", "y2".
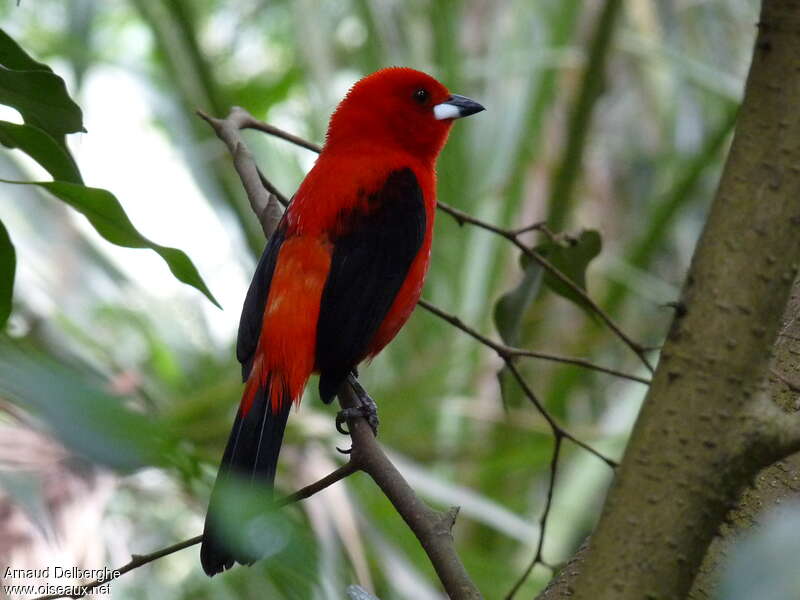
[{"x1": 325, "y1": 67, "x2": 484, "y2": 163}]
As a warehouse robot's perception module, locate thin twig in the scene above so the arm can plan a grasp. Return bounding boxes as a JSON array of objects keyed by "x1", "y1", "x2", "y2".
[
  {"x1": 240, "y1": 114, "x2": 323, "y2": 153},
  {"x1": 504, "y1": 360, "x2": 617, "y2": 468},
  {"x1": 511, "y1": 348, "x2": 648, "y2": 384},
  {"x1": 257, "y1": 168, "x2": 290, "y2": 207},
  {"x1": 505, "y1": 436, "x2": 562, "y2": 599},
  {"x1": 31, "y1": 462, "x2": 359, "y2": 600},
  {"x1": 196, "y1": 109, "x2": 277, "y2": 238},
  {"x1": 511, "y1": 221, "x2": 549, "y2": 236},
  {"x1": 436, "y1": 202, "x2": 654, "y2": 374},
  {"x1": 418, "y1": 299, "x2": 649, "y2": 386}
]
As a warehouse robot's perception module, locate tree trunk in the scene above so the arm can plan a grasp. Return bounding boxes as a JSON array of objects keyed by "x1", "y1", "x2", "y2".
[
  {"x1": 688, "y1": 277, "x2": 800, "y2": 598},
  {"x1": 549, "y1": 1, "x2": 800, "y2": 597}
]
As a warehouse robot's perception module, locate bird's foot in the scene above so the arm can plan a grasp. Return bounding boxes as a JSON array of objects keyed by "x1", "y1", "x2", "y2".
[
  {"x1": 336, "y1": 404, "x2": 380, "y2": 437},
  {"x1": 335, "y1": 374, "x2": 380, "y2": 438},
  {"x1": 349, "y1": 374, "x2": 379, "y2": 436}
]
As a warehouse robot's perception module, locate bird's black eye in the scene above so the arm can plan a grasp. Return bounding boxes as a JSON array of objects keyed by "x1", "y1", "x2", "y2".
[{"x1": 413, "y1": 88, "x2": 429, "y2": 104}]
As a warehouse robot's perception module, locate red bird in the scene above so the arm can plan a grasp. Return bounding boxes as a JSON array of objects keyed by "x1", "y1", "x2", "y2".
[{"x1": 201, "y1": 67, "x2": 484, "y2": 575}]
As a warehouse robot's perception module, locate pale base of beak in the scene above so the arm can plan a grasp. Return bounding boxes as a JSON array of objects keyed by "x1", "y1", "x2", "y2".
[{"x1": 433, "y1": 103, "x2": 463, "y2": 120}]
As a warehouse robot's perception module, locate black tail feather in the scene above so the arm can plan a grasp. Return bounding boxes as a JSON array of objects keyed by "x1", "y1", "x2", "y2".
[{"x1": 201, "y1": 385, "x2": 291, "y2": 576}]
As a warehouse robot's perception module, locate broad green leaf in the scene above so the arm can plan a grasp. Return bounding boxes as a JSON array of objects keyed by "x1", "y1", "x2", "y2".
[
  {"x1": 494, "y1": 259, "x2": 544, "y2": 347},
  {"x1": 0, "y1": 120, "x2": 82, "y2": 183},
  {"x1": 0, "y1": 65, "x2": 85, "y2": 138},
  {"x1": 0, "y1": 218, "x2": 14, "y2": 328},
  {"x1": 0, "y1": 179, "x2": 220, "y2": 307},
  {"x1": 537, "y1": 229, "x2": 602, "y2": 318},
  {"x1": 0, "y1": 339, "x2": 173, "y2": 472},
  {"x1": 0, "y1": 28, "x2": 52, "y2": 72},
  {"x1": 493, "y1": 257, "x2": 544, "y2": 408}
]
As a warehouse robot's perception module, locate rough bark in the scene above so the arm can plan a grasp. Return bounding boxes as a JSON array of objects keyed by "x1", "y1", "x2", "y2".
[
  {"x1": 536, "y1": 280, "x2": 800, "y2": 600},
  {"x1": 689, "y1": 278, "x2": 800, "y2": 598},
  {"x1": 563, "y1": 1, "x2": 800, "y2": 598}
]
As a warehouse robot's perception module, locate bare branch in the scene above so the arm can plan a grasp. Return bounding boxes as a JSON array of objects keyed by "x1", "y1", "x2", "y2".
[
  {"x1": 505, "y1": 436, "x2": 562, "y2": 599},
  {"x1": 338, "y1": 384, "x2": 482, "y2": 599},
  {"x1": 239, "y1": 114, "x2": 322, "y2": 153},
  {"x1": 257, "y1": 170, "x2": 290, "y2": 208},
  {"x1": 418, "y1": 299, "x2": 649, "y2": 386},
  {"x1": 503, "y1": 360, "x2": 616, "y2": 468},
  {"x1": 196, "y1": 107, "x2": 281, "y2": 238},
  {"x1": 435, "y1": 202, "x2": 653, "y2": 373}
]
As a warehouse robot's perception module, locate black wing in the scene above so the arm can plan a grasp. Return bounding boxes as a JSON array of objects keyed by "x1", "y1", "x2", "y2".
[
  {"x1": 315, "y1": 167, "x2": 426, "y2": 402},
  {"x1": 236, "y1": 222, "x2": 286, "y2": 381}
]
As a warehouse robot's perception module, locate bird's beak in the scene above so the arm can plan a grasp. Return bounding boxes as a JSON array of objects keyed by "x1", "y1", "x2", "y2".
[{"x1": 433, "y1": 94, "x2": 485, "y2": 120}]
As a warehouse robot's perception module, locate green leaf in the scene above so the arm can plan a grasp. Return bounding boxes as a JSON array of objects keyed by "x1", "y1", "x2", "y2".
[
  {"x1": 0, "y1": 28, "x2": 52, "y2": 72},
  {"x1": 0, "y1": 218, "x2": 15, "y2": 328},
  {"x1": 494, "y1": 259, "x2": 544, "y2": 348},
  {"x1": 537, "y1": 229, "x2": 602, "y2": 317},
  {"x1": 0, "y1": 120, "x2": 82, "y2": 183},
  {"x1": 0, "y1": 65, "x2": 85, "y2": 138},
  {"x1": 0, "y1": 179, "x2": 220, "y2": 308},
  {"x1": 0, "y1": 339, "x2": 174, "y2": 472},
  {"x1": 493, "y1": 258, "x2": 544, "y2": 408}
]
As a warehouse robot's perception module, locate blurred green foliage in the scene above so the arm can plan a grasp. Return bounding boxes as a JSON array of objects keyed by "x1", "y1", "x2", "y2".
[{"x1": 0, "y1": 1, "x2": 757, "y2": 598}]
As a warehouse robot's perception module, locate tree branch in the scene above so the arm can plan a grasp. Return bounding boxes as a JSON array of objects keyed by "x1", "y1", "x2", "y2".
[
  {"x1": 435, "y1": 202, "x2": 654, "y2": 373},
  {"x1": 564, "y1": 3, "x2": 800, "y2": 597},
  {"x1": 338, "y1": 384, "x2": 482, "y2": 599},
  {"x1": 503, "y1": 359, "x2": 616, "y2": 467},
  {"x1": 505, "y1": 435, "x2": 562, "y2": 599},
  {"x1": 418, "y1": 299, "x2": 649, "y2": 386},
  {"x1": 689, "y1": 276, "x2": 800, "y2": 597},
  {"x1": 196, "y1": 107, "x2": 282, "y2": 238}
]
